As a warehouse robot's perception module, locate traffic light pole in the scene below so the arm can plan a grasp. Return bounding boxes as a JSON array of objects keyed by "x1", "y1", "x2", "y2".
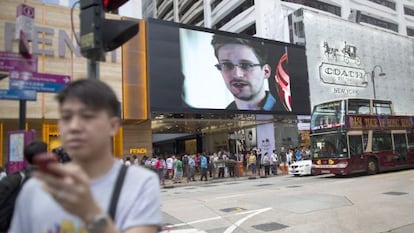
[
  {"x1": 88, "y1": 59, "x2": 99, "y2": 79},
  {"x1": 80, "y1": 0, "x2": 138, "y2": 73},
  {"x1": 19, "y1": 100, "x2": 26, "y2": 130}
]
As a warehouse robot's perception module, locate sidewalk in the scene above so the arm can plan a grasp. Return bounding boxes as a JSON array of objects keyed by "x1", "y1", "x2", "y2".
[
  {"x1": 386, "y1": 223, "x2": 414, "y2": 233},
  {"x1": 160, "y1": 169, "x2": 288, "y2": 189}
]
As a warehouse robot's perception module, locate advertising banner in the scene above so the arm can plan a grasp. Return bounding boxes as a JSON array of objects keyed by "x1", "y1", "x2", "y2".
[
  {"x1": 7, "y1": 130, "x2": 36, "y2": 173},
  {"x1": 147, "y1": 19, "x2": 310, "y2": 115}
]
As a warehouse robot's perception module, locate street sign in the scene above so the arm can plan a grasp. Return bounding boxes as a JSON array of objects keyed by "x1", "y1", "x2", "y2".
[
  {"x1": 229, "y1": 134, "x2": 245, "y2": 140},
  {"x1": 9, "y1": 70, "x2": 71, "y2": 93},
  {"x1": 0, "y1": 51, "x2": 37, "y2": 72},
  {"x1": 0, "y1": 89, "x2": 36, "y2": 101}
]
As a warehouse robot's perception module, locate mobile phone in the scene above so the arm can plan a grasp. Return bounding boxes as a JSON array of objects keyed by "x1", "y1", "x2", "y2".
[{"x1": 33, "y1": 153, "x2": 61, "y2": 177}]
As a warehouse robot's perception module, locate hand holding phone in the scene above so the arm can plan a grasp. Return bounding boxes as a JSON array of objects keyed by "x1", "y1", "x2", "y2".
[{"x1": 33, "y1": 153, "x2": 61, "y2": 177}]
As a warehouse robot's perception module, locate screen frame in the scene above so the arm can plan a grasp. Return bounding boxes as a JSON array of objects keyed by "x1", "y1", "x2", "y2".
[{"x1": 147, "y1": 18, "x2": 311, "y2": 116}]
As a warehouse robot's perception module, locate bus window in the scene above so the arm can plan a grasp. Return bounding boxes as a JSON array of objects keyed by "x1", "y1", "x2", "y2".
[
  {"x1": 393, "y1": 133, "x2": 408, "y2": 160},
  {"x1": 363, "y1": 133, "x2": 368, "y2": 150},
  {"x1": 408, "y1": 131, "x2": 414, "y2": 150},
  {"x1": 349, "y1": 135, "x2": 363, "y2": 156},
  {"x1": 311, "y1": 100, "x2": 344, "y2": 130},
  {"x1": 373, "y1": 132, "x2": 392, "y2": 151},
  {"x1": 311, "y1": 133, "x2": 347, "y2": 158},
  {"x1": 348, "y1": 99, "x2": 370, "y2": 115},
  {"x1": 373, "y1": 101, "x2": 392, "y2": 115}
]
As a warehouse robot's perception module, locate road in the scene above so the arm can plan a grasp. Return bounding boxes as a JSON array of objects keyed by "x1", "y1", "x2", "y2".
[{"x1": 160, "y1": 169, "x2": 414, "y2": 233}]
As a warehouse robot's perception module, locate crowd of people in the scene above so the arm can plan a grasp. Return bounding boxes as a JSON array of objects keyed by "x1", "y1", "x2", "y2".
[{"x1": 119, "y1": 146, "x2": 311, "y2": 186}]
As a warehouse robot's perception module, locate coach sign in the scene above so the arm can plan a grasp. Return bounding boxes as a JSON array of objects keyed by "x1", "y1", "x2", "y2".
[{"x1": 319, "y1": 62, "x2": 368, "y2": 87}]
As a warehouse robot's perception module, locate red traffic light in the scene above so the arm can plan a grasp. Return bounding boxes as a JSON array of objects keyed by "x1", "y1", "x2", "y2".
[{"x1": 102, "y1": 0, "x2": 129, "y2": 12}]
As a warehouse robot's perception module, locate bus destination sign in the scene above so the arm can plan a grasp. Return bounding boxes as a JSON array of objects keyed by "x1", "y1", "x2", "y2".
[{"x1": 346, "y1": 115, "x2": 413, "y2": 130}]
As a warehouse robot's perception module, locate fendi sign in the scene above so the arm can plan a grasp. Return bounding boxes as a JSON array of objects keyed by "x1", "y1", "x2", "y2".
[{"x1": 3, "y1": 22, "x2": 117, "y2": 62}]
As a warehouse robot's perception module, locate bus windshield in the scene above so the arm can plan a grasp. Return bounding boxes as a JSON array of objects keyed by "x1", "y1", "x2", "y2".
[
  {"x1": 310, "y1": 100, "x2": 345, "y2": 130},
  {"x1": 311, "y1": 133, "x2": 347, "y2": 159}
]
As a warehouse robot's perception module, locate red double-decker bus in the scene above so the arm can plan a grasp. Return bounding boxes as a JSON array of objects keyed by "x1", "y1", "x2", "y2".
[{"x1": 310, "y1": 98, "x2": 414, "y2": 175}]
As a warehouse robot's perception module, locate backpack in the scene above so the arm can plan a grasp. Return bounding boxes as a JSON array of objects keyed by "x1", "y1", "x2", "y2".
[{"x1": 0, "y1": 171, "x2": 28, "y2": 232}]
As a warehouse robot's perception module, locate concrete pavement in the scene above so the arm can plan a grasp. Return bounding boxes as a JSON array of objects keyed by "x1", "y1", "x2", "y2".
[
  {"x1": 385, "y1": 223, "x2": 414, "y2": 233},
  {"x1": 160, "y1": 169, "x2": 286, "y2": 189},
  {"x1": 159, "y1": 169, "x2": 414, "y2": 233}
]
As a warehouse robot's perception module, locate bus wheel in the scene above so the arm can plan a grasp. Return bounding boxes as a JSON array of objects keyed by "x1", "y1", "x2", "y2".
[{"x1": 367, "y1": 159, "x2": 378, "y2": 175}]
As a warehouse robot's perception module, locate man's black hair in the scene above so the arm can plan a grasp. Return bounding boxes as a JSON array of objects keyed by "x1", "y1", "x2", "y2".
[
  {"x1": 211, "y1": 34, "x2": 268, "y2": 64},
  {"x1": 24, "y1": 141, "x2": 47, "y2": 164},
  {"x1": 56, "y1": 78, "x2": 121, "y2": 118}
]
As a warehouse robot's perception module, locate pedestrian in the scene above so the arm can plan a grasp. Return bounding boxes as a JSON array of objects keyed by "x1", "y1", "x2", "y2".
[
  {"x1": 295, "y1": 148, "x2": 303, "y2": 161},
  {"x1": 270, "y1": 149, "x2": 278, "y2": 175},
  {"x1": 173, "y1": 158, "x2": 183, "y2": 183},
  {"x1": 133, "y1": 155, "x2": 139, "y2": 166},
  {"x1": 0, "y1": 167, "x2": 6, "y2": 180},
  {"x1": 9, "y1": 79, "x2": 162, "y2": 233},
  {"x1": 262, "y1": 152, "x2": 271, "y2": 176},
  {"x1": 0, "y1": 140, "x2": 47, "y2": 232},
  {"x1": 155, "y1": 156, "x2": 166, "y2": 185},
  {"x1": 124, "y1": 156, "x2": 132, "y2": 166},
  {"x1": 187, "y1": 155, "x2": 196, "y2": 182},
  {"x1": 200, "y1": 154, "x2": 208, "y2": 181},
  {"x1": 227, "y1": 153, "x2": 237, "y2": 177},
  {"x1": 166, "y1": 155, "x2": 174, "y2": 179},
  {"x1": 216, "y1": 154, "x2": 225, "y2": 178},
  {"x1": 248, "y1": 151, "x2": 256, "y2": 176},
  {"x1": 255, "y1": 150, "x2": 262, "y2": 176}
]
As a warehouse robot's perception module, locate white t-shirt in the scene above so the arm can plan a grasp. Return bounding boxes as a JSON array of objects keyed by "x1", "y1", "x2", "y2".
[
  {"x1": 166, "y1": 157, "x2": 173, "y2": 169},
  {"x1": 0, "y1": 171, "x2": 6, "y2": 180},
  {"x1": 9, "y1": 162, "x2": 162, "y2": 233}
]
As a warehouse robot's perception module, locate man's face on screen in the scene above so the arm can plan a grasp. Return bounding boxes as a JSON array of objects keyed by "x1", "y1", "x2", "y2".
[{"x1": 217, "y1": 44, "x2": 270, "y2": 101}]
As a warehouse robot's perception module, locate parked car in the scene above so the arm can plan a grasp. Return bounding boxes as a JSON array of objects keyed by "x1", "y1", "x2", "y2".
[{"x1": 288, "y1": 159, "x2": 313, "y2": 176}]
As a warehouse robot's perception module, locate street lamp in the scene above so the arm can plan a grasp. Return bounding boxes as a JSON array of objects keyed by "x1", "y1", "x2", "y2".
[{"x1": 371, "y1": 65, "x2": 386, "y2": 99}]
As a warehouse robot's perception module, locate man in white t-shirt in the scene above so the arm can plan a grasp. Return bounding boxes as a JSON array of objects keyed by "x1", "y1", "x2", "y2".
[
  {"x1": 166, "y1": 156, "x2": 174, "y2": 179},
  {"x1": 0, "y1": 167, "x2": 6, "y2": 180},
  {"x1": 9, "y1": 79, "x2": 161, "y2": 233},
  {"x1": 270, "y1": 149, "x2": 279, "y2": 175},
  {"x1": 124, "y1": 157, "x2": 132, "y2": 167}
]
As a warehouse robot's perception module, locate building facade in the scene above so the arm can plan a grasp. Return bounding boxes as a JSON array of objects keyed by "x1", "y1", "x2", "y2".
[
  {"x1": 2, "y1": 0, "x2": 413, "y2": 165},
  {"x1": 149, "y1": 0, "x2": 414, "y2": 38}
]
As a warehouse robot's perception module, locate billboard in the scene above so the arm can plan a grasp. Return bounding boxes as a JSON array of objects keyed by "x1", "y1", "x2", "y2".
[{"x1": 147, "y1": 19, "x2": 310, "y2": 115}]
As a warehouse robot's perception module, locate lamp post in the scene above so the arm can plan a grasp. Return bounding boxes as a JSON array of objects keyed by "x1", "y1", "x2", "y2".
[{"x1": 371, "y1": 65, "x2": 386, "y2": 99}]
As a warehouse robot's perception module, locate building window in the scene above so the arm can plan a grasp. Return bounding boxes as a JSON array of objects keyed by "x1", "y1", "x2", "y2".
[
  {"x1": 211, "y1": 0, "x2": 224, "y2": 10},
  {"x1": 187, "y1": 11, "x2": 204, "y2": 25},
  {"x1": 240, "y1": 23, "x2": 256, "y2": 36},
  {"x1": 180, "y1": 0, "x2": 201, "y2": 18},
  {"x1": 367, "y1": 0, "x2": 396, "y2": 10},
  {"x1": 213, "y1": 0, "x2": 254, "y2": 29},
  {"x1": 359, "y1": 13, "x2": 398, "y2": 32},
  {"x1": 404, "y1": 5, "x2": 414, "y2": 16},
  {"x1": 407, "y1": 27, "x2": 414, "y2": 37},
  {"x1": 156, "y1": 0, "x2": 163, "y2": 9},
  {"x1": 282, "y1": 0, "x2": 341, "y2": 17},
  {"x1": 157, "y1": 2, "x2": 173, "y2": 19}
]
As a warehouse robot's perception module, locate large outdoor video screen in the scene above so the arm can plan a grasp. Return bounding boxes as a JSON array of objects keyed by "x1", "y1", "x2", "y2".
[{"x1": 147, "y1": 19, "x2": 310, "y2": 115}]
